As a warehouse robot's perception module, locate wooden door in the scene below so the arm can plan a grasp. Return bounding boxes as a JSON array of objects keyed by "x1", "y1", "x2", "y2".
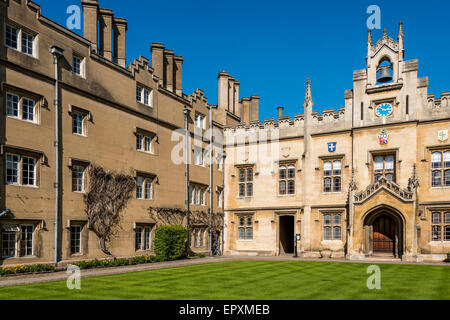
[{"x1": 373, "y1": 215, "x2": 395, "y2": 254}]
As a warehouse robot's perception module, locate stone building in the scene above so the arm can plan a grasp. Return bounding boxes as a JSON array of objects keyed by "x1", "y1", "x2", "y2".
[
  {"x1": 223, "y1": 25, "x2": 450, "y2": 262},
  {"x1": 0, "y1": 0, "x2": 252, "y2": 265},
  {"x1": 1, "y1": 0, "x2": 449, "y2": 266}
]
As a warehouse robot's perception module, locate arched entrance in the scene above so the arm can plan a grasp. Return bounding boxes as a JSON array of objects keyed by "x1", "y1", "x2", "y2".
[{"x1": 363, "y1": 207, "x2": 404, "y2": 258}]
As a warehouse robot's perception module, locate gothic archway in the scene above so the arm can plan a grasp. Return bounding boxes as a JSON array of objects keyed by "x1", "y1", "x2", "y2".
[{"x1": 363, "y1": 206, "x2": 405, "y2": 258}]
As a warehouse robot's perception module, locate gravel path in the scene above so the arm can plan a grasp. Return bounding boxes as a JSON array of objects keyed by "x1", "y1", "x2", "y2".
[{"x1": 1, "y1": 255, "x2": 448, "y2": 288}]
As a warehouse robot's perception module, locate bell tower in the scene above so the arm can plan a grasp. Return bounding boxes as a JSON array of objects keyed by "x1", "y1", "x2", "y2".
[
  {"x1": 366, "y1": 24, "x2": 404, "y2": 87},
  {"x1": 352, "y1": 22, "x2": 422, "y2": 126}
]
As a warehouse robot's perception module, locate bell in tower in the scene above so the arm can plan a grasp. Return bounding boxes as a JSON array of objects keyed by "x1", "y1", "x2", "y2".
[{"x1": 377, "y1": 64, "x2": 393, "y2": 83}]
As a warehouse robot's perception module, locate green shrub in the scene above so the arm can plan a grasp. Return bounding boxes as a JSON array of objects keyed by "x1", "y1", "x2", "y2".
[
  {"x1": 0, "y1": 263, "x2": 55, "y2": 276},
  {"x1": 196, "y1": 253, "x2": 206, "y2": 258},
  {"x1": 154, "y1": 225, "x2": 188, "y2": 261}
]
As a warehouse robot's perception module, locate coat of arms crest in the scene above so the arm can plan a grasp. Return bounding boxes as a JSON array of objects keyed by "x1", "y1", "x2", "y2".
[
  {"x1": 438, "y1": 130, "x2": 448, "y2": 142},
  {"x1": 379, "y1": 129, "x2": 389, "y2": 145}
]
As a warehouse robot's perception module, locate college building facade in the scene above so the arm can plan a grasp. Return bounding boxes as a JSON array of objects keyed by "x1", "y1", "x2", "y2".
[
  {"x1": 0, "y1": 0, "x2": 449, "y2": 266},
  {"x1": 223, "y1": 25, "x2": 450, "y2": 262}
]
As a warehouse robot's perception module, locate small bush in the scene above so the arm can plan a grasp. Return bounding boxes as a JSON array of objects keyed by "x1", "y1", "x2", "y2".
[
  {"x1": 196, "y1": 253, "x2": 206, "y2": 258},
  {"x1": 154, "y1": 225, "x2": 188, "y2": 261}
]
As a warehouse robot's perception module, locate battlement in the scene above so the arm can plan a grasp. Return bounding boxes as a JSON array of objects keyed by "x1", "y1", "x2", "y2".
[{"x1": 427, "y1": 92, "x2": 450, "y2": 109}]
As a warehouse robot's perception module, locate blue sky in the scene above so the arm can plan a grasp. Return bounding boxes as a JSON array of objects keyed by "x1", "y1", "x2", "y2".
[{"x1": 40, "y1": 0, "x2": 450, "y2": 121}]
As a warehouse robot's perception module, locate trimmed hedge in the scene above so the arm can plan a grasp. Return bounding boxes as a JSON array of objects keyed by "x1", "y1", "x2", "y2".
[
  {"x1": 154, "y1": 225, "x2": 188, "y2": 261},
  {"x1": 1, "y1": 264, "x2": 55, "y2": 276},
  {"x1": 72, "y1": 255, "x2": 165, "y2": 269}
]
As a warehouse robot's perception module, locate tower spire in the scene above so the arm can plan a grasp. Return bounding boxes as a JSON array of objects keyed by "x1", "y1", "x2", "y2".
[{"x1": 382, "y1": 28, "x2": 387, "y2": 39}]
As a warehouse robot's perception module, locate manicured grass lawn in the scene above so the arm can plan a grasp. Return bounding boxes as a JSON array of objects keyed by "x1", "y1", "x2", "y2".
[{"x1": 0, "y1": 260, "x2": 449, "y2": 300}]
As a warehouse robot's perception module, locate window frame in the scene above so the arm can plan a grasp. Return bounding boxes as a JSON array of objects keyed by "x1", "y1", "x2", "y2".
[
  {"x1": 372, "y1": 153, "x2": 396, "y2": 183},
  {"x1": 238, "y1": 166, "x2": 254, "y2": 198},
  {"x1": 431, "y1": 150, "x2": 450, "y2": 188},
  {"x1": 6, "y1": 92, "x2": 38, "y2": 123},
  {"x1": 72, "y1": 111, "x2": 86, "y2": 136},
  {"x1": 279, "y1": 163, "x2": 296, "y2": 196},
  {"x1": 5, "y1": 24, "x2": 37, "y2": 58},
  {"x1": 135, "y1": 225, "x2": 153, "y2": 251},
  {"x1": 1, "y1": 227, "x2": 18, "y2": 258},
  {"x1": 136, "y1": 176, "x2": 154, "y2": 200},
  {"x1": 72, "y1": 55, "x2": 85, "y2": 77},
  {"x1": 323, "y1": 159, "x2": 342, "y2": 193},
  {"x1": 71, "y1": 165, "x2": 85, "y2": 193},
  {"x1": 136, "y1": 85, "x2": 153, "y2": 107},
  {"x1": 322, "y1": 213, "x2": 342, "y2": 241},
  {"x1": 237, "y1": 214, "x2": 254, "y2": 241},
  {"x1": 431, "y1": 211, "x2": 450, "y2": 242},
  {"x1": 5, "y1": 153, "x2": 38, "y2": 187},
  {"x1": 70, "y1": 224, "x2": 82, "y2": 255}
]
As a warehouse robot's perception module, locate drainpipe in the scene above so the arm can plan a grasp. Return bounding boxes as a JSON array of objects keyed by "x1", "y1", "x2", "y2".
[
  {"x1": 50, "y1": 46, "x2": 64, "y2": 266},
  {"x1": 221, "y1": 152, "x2": 226, "y2": 256},
  {"x1": 183, "y1": 108, "x2": 191, "y2": 251},
  {"x1": 208, "y1": 105, "x2": 217, "y2": 255}
]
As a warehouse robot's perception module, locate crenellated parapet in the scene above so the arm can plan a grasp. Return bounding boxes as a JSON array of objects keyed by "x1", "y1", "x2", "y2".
[
  {"x1": 427, "y1": 92, "x2": 450, "y2": 110},
  {"x1": 188, "y1": 88, "x2": 209, "y2": 105}
]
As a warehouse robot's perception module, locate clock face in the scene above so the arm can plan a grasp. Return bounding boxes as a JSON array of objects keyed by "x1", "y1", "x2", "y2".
[{"x1": 376, "y1": 103, "x2": 393, "y2": 117}]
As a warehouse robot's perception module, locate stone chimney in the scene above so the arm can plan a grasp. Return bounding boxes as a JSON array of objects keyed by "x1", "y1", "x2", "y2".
[
  {"x1": 113, "y1": 17, "x2": 127, "y2": 67},
  {"x1": 277, "y1": 106, "x2": 284, "y2": 120},
  {"x1": 164, "y1": 50, "x2": 174, "y2": 92},
  {"x1": 218, "y1": 71, "x2": 230, "y2": 111},
  {"x1": 174, "y1": 56, "x2": 183, "y2": 96},
  {"x1": 241, "y1": 97, "x2": 250, "y2": 125},
  {"x1": 228, "y1": 77, "x2": 235, "y2": 113},
  {"x1": 151, "y1": 43, "x2": 165, "y2": 85},
  {"x1": 234, "y1": 81, "x2": 240, "y2": 118},
  {"x1": 250, "y1": 95, "x2": 260, "y2": 123},
  {"x1": 82, "y1": 0, "x2": 99, "y2": 52},
  {"x1": 98, "y1": 8, "x2": 113, "y2": 60}
]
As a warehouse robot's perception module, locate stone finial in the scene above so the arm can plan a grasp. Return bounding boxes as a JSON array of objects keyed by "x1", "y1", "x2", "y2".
[
  {"x1": 349, "y1": 169, "x2": 357, "y2": 192},
  {"x1": 408, "y1": 163, "x2": 419, "y2": 191},
  {"x1": 304, "y1": 78, "x2": 312, "y2": 104},
  {"x1": 367, "y1": 29, "x2": 373, "y2": 45},
  {"x1": 398, "y1": 21, "x2": 404, "y2": 38},
  {"x1": 382, "y1": 28, "x2": 388, "y2": 39}
]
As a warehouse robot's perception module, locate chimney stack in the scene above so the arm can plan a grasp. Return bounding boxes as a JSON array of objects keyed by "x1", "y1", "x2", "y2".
[
  {"x1": 250, "y1": 95, "x2": 260, "y2": 123},
  {"x1": 151, "y1": 43, "x2": 165, "y2": 85},
  {"x1": 241, "y1": 98, "x2": 250, "y2": 125},
  {"x1": 228, "y1": 77, "x2": 235, "y2": 113},
  {"x1": 113, "y1": 17, "x2": 127, "y2": 67},
  {"x1": 218, "y1": 71, "x2": 230, "y2": 111},
  {"x1": 234, "y1": 81, "x2": 240, "y2": 118},
  {"x1": 174, "y1": 56, "x2": 183, "y2": 96},
  {"x1": 277, "y1": 106, "x2": 284, "y2": 120},
  {"x1": 98, "y1": 8, "x2": 113, "y2": 60},
  {"x1": 164, "y1": 50, "x2": 174, "y2": 92},
  {"x1": 82, "y1": 0, "x2": 99, "y2": 52}
]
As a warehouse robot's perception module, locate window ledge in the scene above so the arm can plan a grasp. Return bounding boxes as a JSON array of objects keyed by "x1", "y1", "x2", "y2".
[
  {"x1": 6, "y1": 184, "x2": 39, "y2": 189},
  {"x1": 72, "y1": 133, "x2": 88, "y2": 138}
]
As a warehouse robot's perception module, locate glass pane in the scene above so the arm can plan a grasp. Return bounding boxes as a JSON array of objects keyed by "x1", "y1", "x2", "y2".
[
  {"x1": 444, "y1": 151, "x2": 450, "y2": 168},
  {"x1": 374, "y1": 156, "x2": 383, "y2": 172},
  {"x1": 239, "y1": 169, "x2": 245, "y2": 182},
  {"x1": 246, "y1": 216, "x2": 252, "y2": 226},
  {"x1": 288, "y1": 165, "x2": 295, "y2": 179},
  {"x1": 385, "y1": 156, "x2": 394, "y2": 170},
  {"x1": 333, "y1": 227, "x2": 341, "y2": 240},
  {"x1": 432, "y1": 171, "x2": 442, "y2": 187},
  {"x1": 279, "y1": 166, "x2": 286, "y2": 180},
  {"x1": 374, "y1": 174, "x2": 382, "y2": 182},
  {"x1": 445, "y1": 212, "x2": 450, "y2": 224},
  {"x1": 246, "y1": 228, "x2": 253, "y2": 240},
  {"x1": 239, "y1": 217, "x2": 245, "y2": 226},
  {"x1": 239, "y1": 184, "x2": 245, "y2": 197},
  {"x1": 444, "y1": 170, "x2": 450, "y2": 187},
  {"x1": 246, "y1": 183, "x2": 253, "y2": 197},
  {"x1": 324, "y1": 162, "x2": 332, "y2": 176},
  {"x1": 432, "y1": 212, "x2": 441, "y2": 224},
  {"x1": 432, "y1": 152, "x2": 442, "y2": 168},
  {"x1": 386, "y1": 174, "x2": 394, "y2": 181},
  {"x1": 324, "y1": 178, "x2": 331, "y2": 192},
  {"x1": 333, "y1": 214, "x2": 341, "y2": 225},
  {"x1": 333, "y1": 160, "x2": 341, "y2": 175},
  {"x1": 324, "y1": 215, "x2": 331, "y2": 226},
  {"x1": 324, "y1": 227, "x2": 331, "y2": 240},
  {"x1": 432, "y1": 226, "x2": 441, "y2": 241},
  {"x1": 333, "y1": 177, "x2": 341, "y2": 192},
  {"x1": 445, "y1": 226, "x2": 450, "y2": 241},
  {"x1": 247, "y1": 168, "x2": 253, "y2": 182},
  {"x1": 238, "y1": 227, "x2": 245, "y2": 240},
  {"x1": 279, "y1": 181, "x2": 286, "y2": 195},
  {"x1": 288, "y1": 180, "x2": 295, "y2": 194}
]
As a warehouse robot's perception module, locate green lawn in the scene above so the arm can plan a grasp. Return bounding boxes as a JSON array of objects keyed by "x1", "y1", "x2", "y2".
[{"x1": 0, "y1": 260, "x2": 449, "y2": 300}]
